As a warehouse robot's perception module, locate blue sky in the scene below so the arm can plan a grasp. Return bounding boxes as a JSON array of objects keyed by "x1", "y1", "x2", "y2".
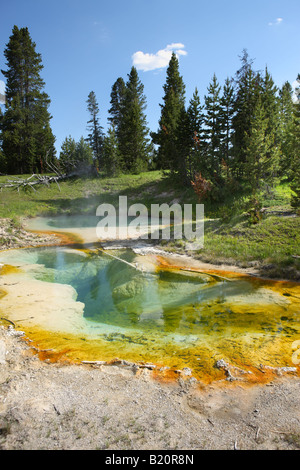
[{"x1": 1, "y1": 0, "x2": 300, "y2": 155}]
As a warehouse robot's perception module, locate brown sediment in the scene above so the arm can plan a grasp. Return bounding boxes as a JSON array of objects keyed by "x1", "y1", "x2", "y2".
[
  {"x1": 8, "y1": 321, "x2": 292, "y2": 389},
  {"x1": 34, "y1": 349, "x2": 73, "y2": 363},
  {"x1": 155, "y1": 253, "x2": 300, "y2": 295},
  {"x1": 14, "y1": 319, "x2": 300, "y2": 388},
  {"x1": 27, "y1": 229, "x2": 84, "y2": 247},
  {"x1": 155, "y1": 254, "x2": 250, "y2": 279}
]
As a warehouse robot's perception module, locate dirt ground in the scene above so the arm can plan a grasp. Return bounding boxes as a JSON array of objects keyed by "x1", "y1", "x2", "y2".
[
  {"x1": 0, "y1": 218, "x2": 300, "y2": 451},
  {"x1": 0, "y1": 218, "x2": 58, "y2": 250},
  {"x1": 0, "y1": 324, "x2": 300, "y2": 451}
]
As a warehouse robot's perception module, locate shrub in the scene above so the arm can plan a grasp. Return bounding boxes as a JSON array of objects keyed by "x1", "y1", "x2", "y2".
[{"x1": 191, "y1": 172, "x2": 212, "y2": 202}]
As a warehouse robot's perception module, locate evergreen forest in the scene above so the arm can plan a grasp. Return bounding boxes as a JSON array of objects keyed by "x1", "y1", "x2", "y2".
[{"x1": 0, "y1": 26, "x2": 299, "y2": 211}]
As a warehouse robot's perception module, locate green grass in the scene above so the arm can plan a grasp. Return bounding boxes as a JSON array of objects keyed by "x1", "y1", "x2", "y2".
[
  {"x1": 197, "y1": 182, "x2": 300, "y2": 279},
  {"x1": 0, "y1": 171, "x2": 164, "y2": 218},
  {"x1": 0, "y1": 172, "x2": 299, "y2": 280},
  {"x1": 199, "y1": 215, "x2": 300, "y2": 276},
  {"x1": 0, "y1": 171, "x2": 196, "y2": 219}
]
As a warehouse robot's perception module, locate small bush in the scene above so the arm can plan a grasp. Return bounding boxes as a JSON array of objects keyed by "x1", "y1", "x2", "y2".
[{"x1": 191, "y1": 173, "x2": 212, "y2": 202}]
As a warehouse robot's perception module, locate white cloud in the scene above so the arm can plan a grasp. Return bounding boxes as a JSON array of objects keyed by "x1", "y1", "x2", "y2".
[
  {"x1": 268, "y1": 17, "x2": 283, "y2": 26},
  {"x1": 132, "y1": 43, "x2": 187, "y2": 72}
]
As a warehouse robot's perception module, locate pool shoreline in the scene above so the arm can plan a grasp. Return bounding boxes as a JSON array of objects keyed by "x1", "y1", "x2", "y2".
[{"x1": 1, "y1": 228, "x2": 299, "y2": 386}]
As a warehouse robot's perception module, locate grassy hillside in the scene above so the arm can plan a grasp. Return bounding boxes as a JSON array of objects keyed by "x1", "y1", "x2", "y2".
[
  {"x1": 0, "y1": 171, "x2": 299, "y2": 279},
  {"x1": 0, "y1": 171, "x2": 189, "y2": 218}
]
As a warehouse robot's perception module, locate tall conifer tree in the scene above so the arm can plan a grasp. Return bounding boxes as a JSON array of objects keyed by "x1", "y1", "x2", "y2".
[
  {"x1": 231, "y1": 49, "x2": 261, "y2": 178},
  {"x1": 0, "y1": 106, "x2": 6, "y2": 172},
  {"x1": 86, "y1": 91, "x2": 103, "y2": 170},
  {"x1": 203, "y1": 74, "x2": 222, "y2": 178},
  {"x1": 279, "y1": 81, "x2": 295, "y2": 176},
  {"x1": 261, "y1": 67, "x2": 280, "y2": 136},
  {"x1": 244, "y1": 97, "x2": 280, "y2": 192},
  {"x1": 152, "y1": 52, "x2": 185, "y2": 171},
  {"x1": 219, "y1": 77, "x2": 235, "y2": 168},
  {"x1": 102, "y1": 123, "x2": 120, "y2": 176},
  {"x1": 108, "y1": 77, "x2": 126, "y2": 143},
  {"x1": 118, "y1": 67, "x2": 150, "y2": 173},
  {"x1": 177, "y1": 88, "x2": 204, "y2": 183},
  {"x1": 59, "y1": 135, "x2": 77, "y2": 173},
  {"x1": 290, "y1": 75, "x2": 300, "y2": 209},
  {"x1": 1, "y1": 26, "x2": 55, "y2": 174},
  {"x1": 260, "y1": 67, "x2": 281, "y2": 185}
]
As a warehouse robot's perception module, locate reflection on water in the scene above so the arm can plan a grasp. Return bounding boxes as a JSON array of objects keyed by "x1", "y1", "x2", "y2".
[{"x1": 0, "y1": 246, "x2": 300, "y2": 383}]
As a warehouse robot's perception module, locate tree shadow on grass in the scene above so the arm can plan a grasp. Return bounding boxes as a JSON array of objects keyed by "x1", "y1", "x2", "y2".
[{"x1": 35, "y1": 175, "x2": 197, "y2": 216}]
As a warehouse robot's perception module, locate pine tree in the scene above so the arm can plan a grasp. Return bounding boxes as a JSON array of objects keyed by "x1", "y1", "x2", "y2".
[
  {"x1": 249, "y1": 67, "x2": 281, "y2": 188},
  {"x1": 75, "y1": 136, "x2": 93, "y2": 169},
  {"x1": 244, "y1": 97, "x2": 280, "y2": 192},
  {"x1": 117, "y1": 67, "x2": 150, "y2": 173},
  {"x1": 0, "y1": 106, "x2": 6, "y2": 172},
  {"x1": 219, "y1": 77, "x2": 235, "y2": 167},
  {"x1": 261, "y1": 67, "x2": 280, "y2": 137},
  {"x1": 290, "y1": 75, "x2": 300, "y2": 209},
  {"x1": 176, "y1": 107, "x2": 190, "y2": 182},
  {"x1": 59, "y1": 135, "x2": 77, "y2": 173},
  {"x1": 231, "y1": 49, "x2": 261, "y2": 178},
  {"x1": 279, "y1": 81, "x2": 295, "y2": 176},
  {"x1": 203, "y1": 73, "x2": 222, "y2": 178},
  {"x1": 108, "y1": 77, "x2": 126, "y2": 143},
  {"x1": 59, "y1": 136, "x2": 93, "y2": 174},
  {"x1": 102, "y1": 123, "x2": 120, "y2": 176},
  {"x1": 0, "y1": 149, "x2": 4, "y2": 174},
  {"x1": 86, "y1": 91, "x2": 104, "y2": 169},
  {"x1": 152, "y1": 52, "x2": 185, "y2": 171},
  {"x1": 187, "y1": 88, "x2": 204, "y2": 175},
  {"x1": 1, "y1": 26, "x2": 55, "y2": 174},
  {"x1": 177, "y1": 88, "x2": 204, "y2": 183},
  {"x1": 290, "y1": 151, "x2": 300, "y2": 210}
]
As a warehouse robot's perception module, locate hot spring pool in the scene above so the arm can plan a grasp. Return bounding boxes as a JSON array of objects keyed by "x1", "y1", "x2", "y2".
[{"x1": 0, "y1": 242, "x2": 299, "y2": 384}]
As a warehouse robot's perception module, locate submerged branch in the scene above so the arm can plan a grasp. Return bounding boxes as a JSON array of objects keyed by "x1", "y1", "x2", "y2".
[{"x1": 97, "y1": 248, "x2": 144, "y2": 272}]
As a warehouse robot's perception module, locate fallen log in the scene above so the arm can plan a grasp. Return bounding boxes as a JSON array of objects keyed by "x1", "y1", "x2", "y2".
[
  {"x1": 0, "y1": 173, "x2": 66, "y2": 192},
  {"x1": 0, "y1": 160, "x2": 67, "y2": 192},
  {"x1": 0, "y1": 160, "x2": 97, "y2": 192}
]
